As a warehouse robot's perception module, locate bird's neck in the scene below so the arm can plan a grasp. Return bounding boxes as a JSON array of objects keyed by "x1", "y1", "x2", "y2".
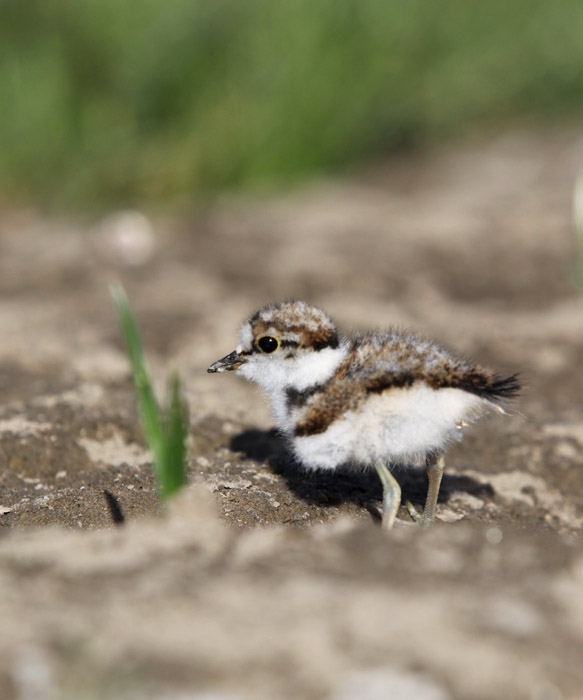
[
  {"x1": 286, "y1": 344, "x2": 348, "y2": 391},
  {"x1": 265, "y1": 344, "x2": 349, "y2": 432}
]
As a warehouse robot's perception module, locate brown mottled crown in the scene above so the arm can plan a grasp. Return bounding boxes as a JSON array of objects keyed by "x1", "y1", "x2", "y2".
[{"x1": 248, "y1": 301, "x2": 340, "y2": 351}]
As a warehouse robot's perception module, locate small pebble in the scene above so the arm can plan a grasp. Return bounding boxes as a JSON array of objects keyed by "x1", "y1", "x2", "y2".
[{"x1": 486, "y1": 527, "x2": 503, "y2": 545}]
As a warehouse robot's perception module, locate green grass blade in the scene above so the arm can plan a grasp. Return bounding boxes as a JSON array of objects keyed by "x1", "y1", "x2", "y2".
[
  {"x1": 110, "y1": 284, "x2": 164, "y2": 477},
  {"x1": 160, "y1": 372, "x2": 189, "y2": 499},
  {"x1": 111, "y1": 283, "x2": 189, "y2": 500}
]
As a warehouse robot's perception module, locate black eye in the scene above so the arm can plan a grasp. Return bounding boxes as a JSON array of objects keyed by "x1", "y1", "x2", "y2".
[{"x1": 256, "y1": 336, "x2": 280, "y2": 354}]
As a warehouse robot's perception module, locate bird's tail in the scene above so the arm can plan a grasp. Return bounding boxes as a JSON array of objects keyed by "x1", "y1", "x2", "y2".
[{"x1": 461, "y1": 372, "x2": 521, "y2": 405}]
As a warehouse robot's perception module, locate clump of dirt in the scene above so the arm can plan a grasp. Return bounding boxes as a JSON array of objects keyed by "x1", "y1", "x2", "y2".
[{"x1": 1, "y1": 128, "x2": 583, "y2": 700}]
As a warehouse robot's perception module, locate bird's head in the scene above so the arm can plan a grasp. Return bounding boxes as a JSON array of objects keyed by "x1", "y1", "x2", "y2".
[{"x1": 208, "y1": 301, "x2": 346, "y2": 393}]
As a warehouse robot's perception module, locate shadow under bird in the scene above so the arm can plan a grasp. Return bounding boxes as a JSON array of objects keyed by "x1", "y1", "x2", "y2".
[{"x1": 208, "y1": 301, "x2": 520, "y2": 528}]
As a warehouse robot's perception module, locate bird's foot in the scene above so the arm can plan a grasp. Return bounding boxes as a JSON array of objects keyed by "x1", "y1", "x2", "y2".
[
  {"x1": 405, "y1": 500, "x2": 437, "y2": 528},
  {"x1": 372, "y1": 504, "x2": 417, "y2": 529},
  {"x1": 373, "y1": 503, "x2": 427, "y2": 529}
]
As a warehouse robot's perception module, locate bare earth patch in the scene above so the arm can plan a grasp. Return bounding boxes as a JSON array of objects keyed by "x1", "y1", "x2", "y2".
[{"x1": 1, "y1": 128, "x2": 582, "y2": 700}]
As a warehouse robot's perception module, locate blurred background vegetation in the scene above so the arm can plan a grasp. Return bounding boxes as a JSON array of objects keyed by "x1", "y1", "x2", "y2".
[{"x1": 1, "y1": 0, "x2": 582, "y2": 210}]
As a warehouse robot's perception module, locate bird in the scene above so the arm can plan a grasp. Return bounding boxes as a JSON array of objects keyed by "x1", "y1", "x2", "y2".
[{"x1": 207, "y1": 301, "x2": 520, "y2": 529}]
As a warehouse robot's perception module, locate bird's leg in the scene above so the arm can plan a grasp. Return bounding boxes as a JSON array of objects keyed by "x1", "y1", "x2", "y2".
[
  {"x1": 406, "y1": 454, "x2": 445, "y2": 527},
  {"x1": 373, "y1": 461, "x2": 402, "y2": 530}
]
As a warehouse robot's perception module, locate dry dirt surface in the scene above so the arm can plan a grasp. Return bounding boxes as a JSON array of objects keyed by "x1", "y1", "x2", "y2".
[{"x1": 1, "y1": 128, "x2": 583, "y2": 700}]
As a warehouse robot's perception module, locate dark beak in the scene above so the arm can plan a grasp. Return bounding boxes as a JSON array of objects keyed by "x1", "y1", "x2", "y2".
[{"x1": 207, "y1": 350, "x2": 245, "y2": 373}]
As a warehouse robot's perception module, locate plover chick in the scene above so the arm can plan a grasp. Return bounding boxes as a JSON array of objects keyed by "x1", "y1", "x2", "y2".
[{"x1": 208, "y1": 301, "x2": 520, "y2": 529}]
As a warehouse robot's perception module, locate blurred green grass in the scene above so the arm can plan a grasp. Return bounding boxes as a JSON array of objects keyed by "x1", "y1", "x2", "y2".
[
  {"x1": 112, "y1": 284, "x2": 188, "y2": 500},
  {"x1": 1, "y1": 0, "x2": 582, "y2": 208}
]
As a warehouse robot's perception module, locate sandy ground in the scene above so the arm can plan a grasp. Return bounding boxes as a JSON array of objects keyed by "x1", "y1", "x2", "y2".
[{"x1": 1, "y1": 128, "x2": 583, "y2": 700}]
